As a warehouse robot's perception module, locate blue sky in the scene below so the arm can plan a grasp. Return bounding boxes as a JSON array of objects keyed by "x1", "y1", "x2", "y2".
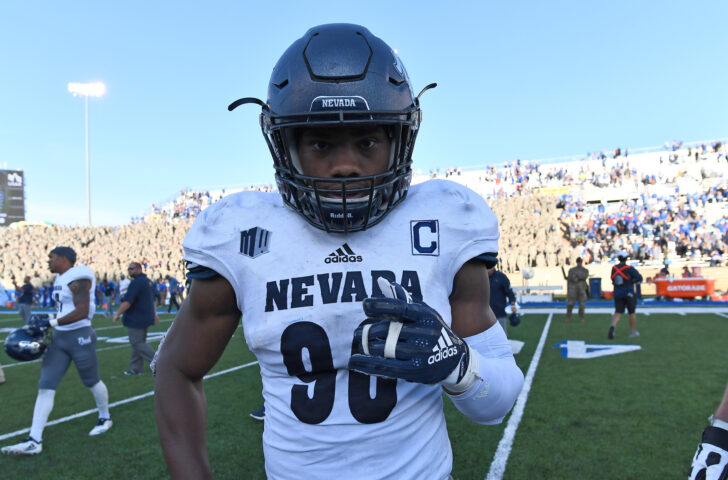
[{"x1": 1, "y1": 1, "x2": 726, "y2": 225}]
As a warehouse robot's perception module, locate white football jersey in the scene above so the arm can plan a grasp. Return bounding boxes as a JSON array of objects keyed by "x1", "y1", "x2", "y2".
[
  {"x1": 119, "y1": 278, "x2": 131, "y2": 297},
  {"x1": 183, "y1": 179, "x2": 499, "y2": 480},
  {"x1": 52, "y1": 265, "x2": 96, "y2": 331}
]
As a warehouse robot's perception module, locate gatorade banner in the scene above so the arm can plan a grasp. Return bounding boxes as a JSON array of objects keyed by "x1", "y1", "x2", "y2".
[{"x1": 654, "y1": 278, "x2": 716, "y2": 298}]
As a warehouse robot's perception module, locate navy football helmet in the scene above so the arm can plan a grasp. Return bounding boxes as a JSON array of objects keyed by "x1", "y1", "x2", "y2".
[
  {"x1": 509, "y1": 312, "x2": 522, "y2": 327},
  {"x1": 4, "y1": 326, "x2": 49, "y2": 361},
  {"x1": 229, "y1": 23, "x2": 435, "y2": 233}
]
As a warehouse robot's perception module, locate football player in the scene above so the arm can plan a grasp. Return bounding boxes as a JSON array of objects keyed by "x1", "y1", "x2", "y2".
[
  {"x1": 1, "y1": 246, "x2": 112, "y2": 456},
  {"x1": 689, "y1": 383, "x2": 728, "y2": 479},
  {"x1": 154, "y1": 23, "x2": 524, "y2": 479}
]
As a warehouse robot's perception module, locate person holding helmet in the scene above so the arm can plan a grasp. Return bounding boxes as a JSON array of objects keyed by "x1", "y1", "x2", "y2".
[
  {"x1": 608, "y1": 250, "x2": 643, "y2": 339},
  {"x1": 1, "y1": 246, "x2": 112, "y2": 456},
  {"x1": 154, "y1": 23, "x2": 523, "y2": 480}
]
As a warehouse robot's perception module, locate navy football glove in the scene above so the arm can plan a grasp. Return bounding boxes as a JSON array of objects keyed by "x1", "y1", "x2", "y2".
[
  {"x1": 29, "y1": 314, "x2": 56, "y2": 335},
  {"x1": 349, "y1": 279, "x2": 480, "y2": 392},
  {"x1": 690, "y1": 423, "x2": 728, "y2": 480}
]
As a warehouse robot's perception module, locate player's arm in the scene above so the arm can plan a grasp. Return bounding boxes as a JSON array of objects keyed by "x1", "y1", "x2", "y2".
[
  {"x1": 447, "y1": 259, "x2": 524, "y2": 424},
  {"x1": 56, "y1": 279, "x2": 91, "y2": 326},
  {"x1": 154, "y1": 274, "x2": 241, "y2": 480},
  {"x1": 449, "y1": 259, "x2": 496, "y2": 337}
]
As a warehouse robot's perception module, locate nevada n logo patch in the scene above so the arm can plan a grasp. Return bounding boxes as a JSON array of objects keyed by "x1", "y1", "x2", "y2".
[{"x1": 240, "y1": 227, "x2": 271, "y2": 258}]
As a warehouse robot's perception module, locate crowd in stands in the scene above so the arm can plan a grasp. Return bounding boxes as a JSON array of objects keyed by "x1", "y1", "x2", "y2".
[
  {"x1": 490, "y1": 195, "x2": 565, "y2": 273},
  {"x1": 422, "y1": 139, "x2": 727, "y2": 272},
  {"x1": 1, "y1": 139, "x2": 726, "y2": 293},
  {"x1": 0, "y1": 222, "x2": 188, "y2": 297},
  {"x1": 560, "y1": 185, "x2": 728, "y2": 266},
  {"x1": 132, "y1": 184, "x2": 276, "y2": 223}
]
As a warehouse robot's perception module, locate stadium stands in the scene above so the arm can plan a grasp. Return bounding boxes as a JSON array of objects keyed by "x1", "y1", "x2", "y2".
[{"x1": 1, "y1": 139, "x2": 725, "y2": 298}]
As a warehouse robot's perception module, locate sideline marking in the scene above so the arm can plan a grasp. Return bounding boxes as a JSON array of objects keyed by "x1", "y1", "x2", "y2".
[
  {"x1": 485, "y1": 313, "x2": 553, "y2": 480},
  {"x1": 554, "y1": 340, "x2": 641, "y2": 358},
  {"x1": 0, "y1": 360, "x2": 259, "y2": 442}
]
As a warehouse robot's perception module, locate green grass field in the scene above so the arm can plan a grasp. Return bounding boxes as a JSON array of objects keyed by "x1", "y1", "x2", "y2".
[{"x1": 1, "y1": 308, "x2": 726, "y2": 479}]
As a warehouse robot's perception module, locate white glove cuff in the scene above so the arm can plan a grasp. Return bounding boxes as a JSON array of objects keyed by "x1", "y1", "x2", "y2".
[
  {"x1": 710, "y1": 416, "x2": 728, "y2": 432},
  {"x1": 50, "y1": 316, "x2": 59, "y2": 327},
  {"x1": 441, "y1": 349, "x2": 480, "y2": 393}
]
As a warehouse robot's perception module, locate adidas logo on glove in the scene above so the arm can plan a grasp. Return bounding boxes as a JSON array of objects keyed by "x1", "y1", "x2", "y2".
[{"x1": 428, "y1": 328, "x2": 459, "y2": 365}]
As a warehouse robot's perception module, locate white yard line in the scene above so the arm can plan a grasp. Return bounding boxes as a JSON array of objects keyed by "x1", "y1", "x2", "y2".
[
  {"x1": 485, "y1": 313, "x2": 553, "y2": 480},
  {"x1": 0, "y1": 360, "x2": 259, "y2": 442}
]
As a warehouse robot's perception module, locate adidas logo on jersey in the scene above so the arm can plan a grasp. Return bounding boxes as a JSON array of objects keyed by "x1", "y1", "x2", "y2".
[
  {"x1": 428, "y1": 327, "x2": 459, "y2": 365},
  {"x1": 324, "y1": 243, "x2": 363, "y2": 264}
]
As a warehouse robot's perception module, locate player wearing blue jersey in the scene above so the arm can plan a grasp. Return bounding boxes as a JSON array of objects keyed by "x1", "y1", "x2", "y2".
[{"x1": 154, "y1": 24, "x2": 524, "y2": 480}]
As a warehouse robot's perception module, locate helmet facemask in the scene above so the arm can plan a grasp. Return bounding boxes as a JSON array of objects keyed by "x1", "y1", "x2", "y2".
[{"x1": 263, "y1": 112, "x2": 418, "y2": 233}]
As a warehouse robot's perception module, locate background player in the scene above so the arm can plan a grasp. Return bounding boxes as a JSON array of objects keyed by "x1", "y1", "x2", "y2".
[{"x1": 1, "y1": 246, "x2": 112, "y2": 456}]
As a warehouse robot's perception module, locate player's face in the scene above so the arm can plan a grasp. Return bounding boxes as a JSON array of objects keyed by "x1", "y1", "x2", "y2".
[
  {"x1": 296, "y1": 126, "x2": 391, "y2": 197},
  {"x1": 48, "y1": 253, "x2": 62, "y2": 273}
]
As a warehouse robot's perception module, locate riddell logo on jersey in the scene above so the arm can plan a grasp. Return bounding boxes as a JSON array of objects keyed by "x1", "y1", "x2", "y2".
[
  {"x1": 324, "y1": 243, "x2": 363, "y2": 264},
  {"x1": 428, "y1": 327, "x2": 458, "y2": 365}
]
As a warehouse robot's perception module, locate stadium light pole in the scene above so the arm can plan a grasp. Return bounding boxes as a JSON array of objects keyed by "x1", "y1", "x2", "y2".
[{"x1": 68, "y1": 81, "x2": 106, "y2": 226}]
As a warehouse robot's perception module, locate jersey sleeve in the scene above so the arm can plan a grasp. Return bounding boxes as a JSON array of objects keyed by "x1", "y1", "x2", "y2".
[
  {"x1": 186, "y1": 261, "x2": 221, "y2": 279},
  {"x1": 66, "y1": 266, "x2": 95, "y2": 285},
  {"x1": 428, "y1": 181, "x2": 500, "y2": 283},
  {"x1": 181, "y1": 195, "x2": 247, "y2": 309}
]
